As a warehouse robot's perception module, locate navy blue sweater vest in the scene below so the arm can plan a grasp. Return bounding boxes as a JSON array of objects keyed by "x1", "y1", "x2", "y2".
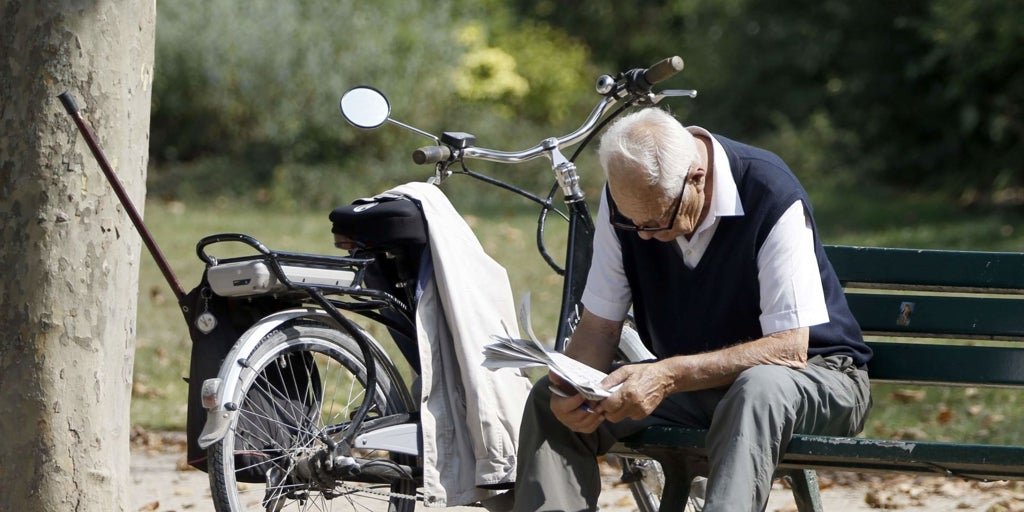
[{"x1": 611, "y1": 135, "x2": 871, "y2": 368}]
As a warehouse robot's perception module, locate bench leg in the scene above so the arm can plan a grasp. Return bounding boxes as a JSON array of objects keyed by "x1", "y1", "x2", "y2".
[
  {"x1": 786, "y1": 469, "x2": 824, "y2": 512},
  {"x1": 656, "y1": 461, "x2": 694, "y2": 512}
]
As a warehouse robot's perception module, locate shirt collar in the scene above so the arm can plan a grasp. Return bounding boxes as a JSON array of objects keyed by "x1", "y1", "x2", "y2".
[{"x1": 687, "y1": 126, "x2": 744, "y2": 227}]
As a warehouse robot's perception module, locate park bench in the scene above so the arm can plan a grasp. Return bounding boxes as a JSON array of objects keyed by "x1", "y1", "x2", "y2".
[{"x1": 613, "y1": 244, "x2": 1024, "y2": 511}]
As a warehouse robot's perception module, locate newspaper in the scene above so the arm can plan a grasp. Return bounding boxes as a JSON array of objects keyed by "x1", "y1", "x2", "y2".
[{"x1": 482, "y1": 294, "x2": 619, "y2": 401}]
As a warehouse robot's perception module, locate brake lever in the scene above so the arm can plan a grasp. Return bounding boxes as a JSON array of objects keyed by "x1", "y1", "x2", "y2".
[{"x1": 650, "y1": 89, "x2": 699, "y2": 105}]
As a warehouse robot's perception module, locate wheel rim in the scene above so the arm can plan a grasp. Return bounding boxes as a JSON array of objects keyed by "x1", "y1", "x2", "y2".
[{"x1": 210, "y1": 329, "x2": 417, "y2": 511}]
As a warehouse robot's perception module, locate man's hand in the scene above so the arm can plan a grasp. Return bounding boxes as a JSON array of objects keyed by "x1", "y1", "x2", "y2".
[
  {"x1": 593, "y1": 361, "x2": 675, "y2": 422},
  {"x1": 548, "y1": 373, "x2": 605, "y2": 433}
]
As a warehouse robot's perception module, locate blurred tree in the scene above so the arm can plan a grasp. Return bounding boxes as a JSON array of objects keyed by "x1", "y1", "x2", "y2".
[
  {"x1": 513, "y1": 0, "x2": 1023, "y2": 200},
  {"x1": 916, "y1": 0, "x2": 1024, "y2": 198},
  {"x1": 150, "y1": 0, "x2": 468, "y2": 202},
  {"x1": 451, "y1": 20, "x2": 595, "y2": 125},
  {"x1": 149, "y1": 0, "x2": 599, "y2": 209}
]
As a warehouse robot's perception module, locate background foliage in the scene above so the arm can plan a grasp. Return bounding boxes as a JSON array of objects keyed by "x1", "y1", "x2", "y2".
[
  {"x1": 515, "y1": 0, "x2": 1024, "y2": 199},
  {"x1": 149, "y1": 0, "x2": 597, "y2": 209},
  {"x1": 150, "y1": 0, "x2": 1022, "y2": 212}
]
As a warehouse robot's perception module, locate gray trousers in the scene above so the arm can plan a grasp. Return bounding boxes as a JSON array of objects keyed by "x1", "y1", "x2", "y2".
[{"x1": 511, "y1": 355, "x2": 872, "y2": 512}]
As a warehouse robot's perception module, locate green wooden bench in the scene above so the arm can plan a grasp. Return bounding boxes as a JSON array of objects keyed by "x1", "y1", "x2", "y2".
[{"x1": 613, "y1": 245, "x2": 1024, "y2": 511}]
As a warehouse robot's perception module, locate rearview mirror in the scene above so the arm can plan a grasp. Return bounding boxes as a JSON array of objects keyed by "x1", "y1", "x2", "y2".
[{"x1": 339, "y1": 86, "x2": 390, "y2": 129}]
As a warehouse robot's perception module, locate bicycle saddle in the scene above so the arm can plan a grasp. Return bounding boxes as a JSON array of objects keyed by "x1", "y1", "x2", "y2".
[{"x1": 329, "y1": 195, "x2": 428, "y2": 249}]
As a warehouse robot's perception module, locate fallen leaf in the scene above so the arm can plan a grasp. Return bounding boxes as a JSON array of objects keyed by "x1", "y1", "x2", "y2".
[
  {"x1": 937, "y1": 404, "x2": 954, "y2": 424},
  {"x1": 614, "y1": 495, "x2": 633, "y2": 507},
  {"x1": 890, "y1": 389, "x2": 926, "y2": 403},
  {"x1": 982, "y1": 413, "x2": 1006, "y2": 429}
]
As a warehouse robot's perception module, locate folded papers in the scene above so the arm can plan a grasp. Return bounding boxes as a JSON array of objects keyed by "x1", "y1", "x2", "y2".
[{"x1": 482, "y1": 329, "x2": 619, "y2": 401}]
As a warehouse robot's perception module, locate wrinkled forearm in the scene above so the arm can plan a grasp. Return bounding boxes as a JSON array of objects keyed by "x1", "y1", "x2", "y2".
[
  {"x1": 658, "y1": 327, "x2": 809, "y2": 393},
  {"x1": 563, "y1": 309, "x2": 623, "y2": 373}
]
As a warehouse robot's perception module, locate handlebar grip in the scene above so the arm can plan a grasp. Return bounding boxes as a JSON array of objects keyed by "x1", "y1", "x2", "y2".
[
  {"x1": 413, "y1": 145, "x2": 452, "y2": 165},
  {"x1": 58, "y1": 91, "x2": 80, "y2": 115},
  {"x1": 643, "y1": 56, "x2": 684, "y2": 85}
]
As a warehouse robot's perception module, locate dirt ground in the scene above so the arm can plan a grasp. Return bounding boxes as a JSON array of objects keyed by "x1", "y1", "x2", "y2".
[{"x1": 129, "y1": 429, "x2": 1024, "y2": 512}]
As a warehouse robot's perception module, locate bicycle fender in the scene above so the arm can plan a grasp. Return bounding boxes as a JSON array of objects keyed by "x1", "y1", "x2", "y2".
[{"x1": 197, "y1": 307, "x2": 345, "y2": 449}]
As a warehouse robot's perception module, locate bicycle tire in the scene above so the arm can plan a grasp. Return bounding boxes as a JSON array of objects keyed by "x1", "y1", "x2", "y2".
[{"x1": 207, "y1": 322, "x2": 418, "y2": 512}]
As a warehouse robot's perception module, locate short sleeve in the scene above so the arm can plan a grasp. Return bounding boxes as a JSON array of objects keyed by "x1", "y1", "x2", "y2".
[
  {"x1": 581, "y1": 191, "x2": 632, "y2": 322},
  {"x1": 757, "y1": 200, "x2": 829, "y2": 334}
]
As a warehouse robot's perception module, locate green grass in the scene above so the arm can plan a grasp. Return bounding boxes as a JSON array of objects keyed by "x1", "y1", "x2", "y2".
[
  {"x1": 810, "y1": 184, "x2": 1024, "y2": 251},
  {"x1": 133, "y1": 180, "x2": 1024, "y2": 446}
]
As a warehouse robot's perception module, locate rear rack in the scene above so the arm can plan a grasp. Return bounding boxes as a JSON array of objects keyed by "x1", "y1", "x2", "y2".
[{"x1": 198, "y1": 233, "x2": 409, "y2": 316}]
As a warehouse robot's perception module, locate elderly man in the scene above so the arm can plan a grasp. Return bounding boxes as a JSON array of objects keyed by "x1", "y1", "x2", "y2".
[{"x1": 511, "y1": 108, "x2": 873, "y2": 512}]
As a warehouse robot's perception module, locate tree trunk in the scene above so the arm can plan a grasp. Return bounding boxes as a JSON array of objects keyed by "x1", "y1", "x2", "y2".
[{"x1": 0, "y1": 1, "x2": 155, "y2": 510}]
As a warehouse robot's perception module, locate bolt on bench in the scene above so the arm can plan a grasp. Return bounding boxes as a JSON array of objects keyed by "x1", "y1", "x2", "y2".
[{"x1": 613, "y1": 245, "x2": 1024, "y2": 512}]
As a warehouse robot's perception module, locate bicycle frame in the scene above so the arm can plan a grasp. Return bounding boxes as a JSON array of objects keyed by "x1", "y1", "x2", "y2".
[{"x1": 556, "y1": 198, "x2": 595, "y2": 351}]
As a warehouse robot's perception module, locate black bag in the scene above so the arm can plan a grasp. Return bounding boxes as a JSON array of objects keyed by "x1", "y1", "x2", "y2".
[{"x1": 181, "y1": 273, "x2": 317, "y2": 482}]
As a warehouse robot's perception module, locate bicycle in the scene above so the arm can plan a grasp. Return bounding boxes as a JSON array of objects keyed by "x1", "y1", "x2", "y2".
[{"x1": 62, "y1": 55, "x2": 696, "y2": 512}]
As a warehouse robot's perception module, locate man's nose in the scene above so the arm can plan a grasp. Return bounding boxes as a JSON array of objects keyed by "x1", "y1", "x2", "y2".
[{"x1": 638, "y1": 230, "x2": 656, "y2": 241}]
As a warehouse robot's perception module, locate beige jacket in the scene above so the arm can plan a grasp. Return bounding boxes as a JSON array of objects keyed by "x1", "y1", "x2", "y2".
[{"x1": 390, "y1": 182, "x2": 532, "y2": 507}]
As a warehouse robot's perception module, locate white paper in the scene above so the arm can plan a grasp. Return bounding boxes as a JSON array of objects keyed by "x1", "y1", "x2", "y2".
[{"x1": 482, "y1": 323, "x2": 620, "y2": 401}]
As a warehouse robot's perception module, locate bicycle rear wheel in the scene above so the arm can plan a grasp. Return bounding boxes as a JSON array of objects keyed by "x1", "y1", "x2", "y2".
[{"x1": 207, "y1": 322, "x2": 418, "y2": 512}]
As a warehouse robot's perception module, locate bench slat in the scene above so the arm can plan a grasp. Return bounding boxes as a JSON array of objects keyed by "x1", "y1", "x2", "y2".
[
  {"x1": 783, "y1": 436, "x2": 1024, "y2": 480},
  {"x1": 620, "y1": 427, "x2": 1024, "y2": 481},
  {"x1": 846, "y1": 293, "x2": 1024, "y2": 338},
  {"x1": 826, "y1": 245, "x2": 1024, "y2": 291},
  {"x1": 866, "y1": 342, "x2": 1024, "y2": 386}
]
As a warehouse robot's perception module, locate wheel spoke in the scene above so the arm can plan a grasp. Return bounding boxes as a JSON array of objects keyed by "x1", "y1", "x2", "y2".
[{"x1": 206, "y1": 324, "x2": 417, "y2": 511}]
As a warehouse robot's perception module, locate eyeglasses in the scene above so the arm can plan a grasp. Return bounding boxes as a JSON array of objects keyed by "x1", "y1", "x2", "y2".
[{"x1": 609, "y1": 183, "x2": 685, "y2": 232}]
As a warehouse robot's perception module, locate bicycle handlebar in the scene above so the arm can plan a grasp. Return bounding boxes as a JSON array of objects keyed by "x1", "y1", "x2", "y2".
[{"x1": 412, "y1": 56, "x2": 689, "y2": 166}]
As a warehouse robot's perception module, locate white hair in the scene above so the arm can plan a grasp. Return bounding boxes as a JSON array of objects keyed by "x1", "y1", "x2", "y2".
[{"x1": 597, "y1": 108, "x2": 698, "y2": 195}]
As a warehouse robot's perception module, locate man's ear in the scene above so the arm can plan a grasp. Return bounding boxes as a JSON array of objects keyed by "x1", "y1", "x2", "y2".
[{"x1": 686, "y1": 167, "x2": 707, "y2": 191}]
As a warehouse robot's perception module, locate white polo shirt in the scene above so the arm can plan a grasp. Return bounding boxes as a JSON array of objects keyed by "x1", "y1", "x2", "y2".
[{"x1": 581, "y1": 127, "x2": 830, "y2": 336}]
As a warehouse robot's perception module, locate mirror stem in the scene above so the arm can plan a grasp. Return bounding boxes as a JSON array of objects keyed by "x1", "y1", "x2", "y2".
[{"x1": 387, "y1": 118, "x2": 440, "y2": 143}]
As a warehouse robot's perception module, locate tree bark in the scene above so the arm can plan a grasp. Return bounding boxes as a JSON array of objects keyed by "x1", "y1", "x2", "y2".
[{"x1": 0, "y1": 1, "x2": 155, "y2": 510}]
